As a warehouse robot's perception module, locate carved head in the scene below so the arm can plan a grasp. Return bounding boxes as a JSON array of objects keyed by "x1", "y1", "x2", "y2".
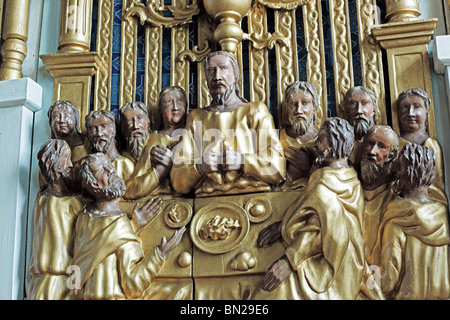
[
  {"x1": 119, "y1": 101, "x2": 151, "y2": 159},
  {"x1": 80, "y1": 152, "x2": 126, "y2": 200},
  {"x1": 48, "y1": 100, "x2": 83, "y2": 138},
  {"x1": 38, "y1": 139, "x2": 73, "y2": 187},
  {"x1": 314, "y1": 117, "x2": 354, "y2": 167},
  {"x1": 397, "y1": 88, "x2": 430, "y2": 135},
  {"x1": 204, "y1": 51, "x2": 245, "y2": 105},
  {"x1": 282, "y1": 81, "x2": 319, "y2": 136},
  {"x1": 342, "y1": 86, "x2": 377, "y2": 141},
  {"x1": 393, "y1": 143, "x2": 436, "y2": 194},
  {"x1": 158, "y1": 86, "x2": 188, "y2": 130},
  {"x1": 360, "y1": 125, "x2": 399, "y2": 187},
  {"x1": 85, "y1": 110, "x2": 117, "y2": 154}
]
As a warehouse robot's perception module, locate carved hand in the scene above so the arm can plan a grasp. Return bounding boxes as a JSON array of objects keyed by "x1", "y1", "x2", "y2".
[
  {"x1": 131, "y1": 198, "x2": 162, "y2": 232},
  {"x1": 257, "y1": 221, "x2": 281, "y2": 248},
  {"x1": 197, "y1": 151, "x2": 222, "y2": 176},
  {"x1": 151, "y1": 145, "x2": 173, "y2": 168},
  {"x1": 285, "y1": 146, "x2": 314, "y2": 180},
  {"x1": 159, "y1": 226, "x2": 186, "y2": 258},
  {"x1": 261, "y1": 256, "x2": 293, "y2": 292},
  {"x1": 222, "y1": 149, "x2": 244, "y2": 172}
]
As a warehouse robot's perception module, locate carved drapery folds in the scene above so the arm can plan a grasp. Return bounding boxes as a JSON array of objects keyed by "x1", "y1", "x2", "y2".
[{"x1": 32, "y1": 0, "x2": 448, "y2": 300}]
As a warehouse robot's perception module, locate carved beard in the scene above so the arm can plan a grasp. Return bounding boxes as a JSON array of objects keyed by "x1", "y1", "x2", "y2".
[
  {"x1": 289, "y1": 114, "x2": 312, "y2": 136},
  {"x1": 314, "y1": 148, "x2": 329, "y2": 168},
  {"x1": 353, "y1": 115, "x2": 372, "y2": 140},
  {"x1": 92, "y1": 137, "x2": 112, "y2": 154},
  {"x1": 61, "y1": 169, "x2": 74, "y2": 190},
  {"x1": 212, "y1": 82, "x2": 235, "y2": 106},
  {"x1": 360, "y1": 159, "x2": 386, "y2": 186},
  {"x1": 96, "y1": 175, "x2": 126, "y2": 200},
  {"x1": 126, "y1": 130, "x2": 149, "y2": 159}
]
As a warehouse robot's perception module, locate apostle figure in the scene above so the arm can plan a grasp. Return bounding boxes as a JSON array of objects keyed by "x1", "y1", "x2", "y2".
[
  {"x1": 44, "y1": 100, "x2": 90, "y2": 189},
  {"x1": 170, "y1": 51, "x2": 285, "y2": 196},
  {"x1": 71, "y1": 153, "x2": 185, "y2": 300},
  {"x1": 85, "y1": 110, "x2": 134, "y2": 183},
  {"x1": 396, "y1": 88, "x2": 447, "y2": 204},
  {"x1": 122, "y1": 87, "x2": 187, "y2": 200},
  {"x1": 341, "y1": 86, "x2": 378, "y2": 165},
  {"x1": 277, "y1": 81, "x2": 319, "y2": 190},
  {"x1": 369, "y1": 144, "x2": 450, "y2": 300},
  {"x1": 255, "y1": 117, "x2": 367, "y2": 300},
  {"x1": 28, "y1": 139, "x2": 85, "y2": 300},
  {"x1": 359, "y1": 125, "x2": 399, "y2": 257}
]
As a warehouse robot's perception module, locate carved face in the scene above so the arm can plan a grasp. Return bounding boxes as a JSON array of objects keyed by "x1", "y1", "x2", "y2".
[
  {"x1": 398, "y1": 94, "x2": 428, "y2": 134},
  {"x1": 55, "y1": 146, "x2": 73, "y2": 185},
  {"x1": 87, "y1": 116, "x2": 116, "y2": 154},
  {"x1": 313, "y1": 128, "x2": 331, "y2": 167},
  {"x1": 345, "y1": 91, "x2": 375, "y2": 139},
  {"x1": 160, "y1": 89, "x2": 187, "y2": 128},
  {"x1": 205, "y1": 54, "x2": 237, "y2": 105},
  {"x1": 87, "y1": 154, "x2": 125, "y2": 199},
  {"x1": 51, "y1": 105, "x2": 76, "y2": 137},
  {"x1": 360, "y1": 128, "x2": 396, "y2": 186},
  {"x1": 120, "y1": 108, "x2": 150, "y2": 139},
  {"x1": 287, "y1": 90, "x2": 315, "y2": 136}
]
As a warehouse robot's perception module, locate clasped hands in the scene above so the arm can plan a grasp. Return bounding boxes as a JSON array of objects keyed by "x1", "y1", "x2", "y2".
[
  {"x1": 196, "y1": 149, "x2": 244, "y2": 176},
  {"x1": 150, "y1": 145, "x2": 173, "y2": 180}
]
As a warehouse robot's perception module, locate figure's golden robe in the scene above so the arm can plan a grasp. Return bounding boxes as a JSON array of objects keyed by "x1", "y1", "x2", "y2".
[
  {"x1": 71, "y1": 212, "x2": 164, "y2": 300},
  {"x1": 277, "y1": 128, "x2": 316, "y2": 191},
  {"x1": 27, "y1": 193, "x2": 84, "y2": 300},
  {"x1": 112, "y1": 155, "x2": 135, "y2": 183},
  {"x1": 399, "y1": 137, "x2": 447, "y2": 205},
  {"x1": 363, "y1": 183, "x2": 395, "y2": 258},
  {"x1": 125, "y1": 131, "x2": 180, "y2": 200},
  {"x1": 370, "y1": 196, "x2": 450, "y2": 300},
  {"x1": 257, "y1": 166, "x2": 366, "y2": 299},
  {"x1": 170, "y1": 102, "x2": 286, "y2": 196}
]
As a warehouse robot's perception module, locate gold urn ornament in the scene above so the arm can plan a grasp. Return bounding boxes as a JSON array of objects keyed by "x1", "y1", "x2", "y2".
[{"x1": 203, "y1": 0, "x2": 252, "y2": 53}]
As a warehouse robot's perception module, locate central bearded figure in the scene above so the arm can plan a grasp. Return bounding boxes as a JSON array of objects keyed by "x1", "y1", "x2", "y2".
[{"x1": 171, "y1": 51, "x2": 286, "y2": 197}]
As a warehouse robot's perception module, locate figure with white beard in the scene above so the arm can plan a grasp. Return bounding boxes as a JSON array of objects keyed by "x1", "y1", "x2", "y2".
[
  {"x1": 359, "y1": 125, "x2": 399, "y2": 258},
  {"x1": 277, "y1": 81, "x2": 319, "y2": 191},
  {"x1": 121, "y1": 88, "x2": 187, "y2": 200},
  {"x1": 340, "y1": 86, "x2": 378, "y2": 166},
  {"x1": 70, "y1": 153, "x2": 185, "y2": 300},
  {"x1": 254, "y1": 118, "x2": 369, "y2": 300},
  {"x1": 396, "y1": 88, "x2": 447, "y2": 205},
  {"x1": 170, "y1": 51, "x2": 285, "y2": 196},
  {"x1": 85, "y1": 110, "x2": 135, "y2": 183},
  {"x1": 28, "y1": 139, "x2": 85, "y2": 300}
]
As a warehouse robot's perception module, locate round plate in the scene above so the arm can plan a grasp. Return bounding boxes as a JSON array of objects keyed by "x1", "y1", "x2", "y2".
[
  {"x1": 164, "y1": 201, "x2": 193, "y2": 228},
  {"x1": 245, "y1": 196, "x2": 272, "y2": 223},
  {"x1": 190, "y1": 201, "x2": 249, "y2": 254}
]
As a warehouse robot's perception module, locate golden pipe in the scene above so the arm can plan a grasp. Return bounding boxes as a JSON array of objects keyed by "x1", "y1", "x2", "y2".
[
  {"x1": 0, "y1": 0, "x2": 30, "y2": 80},
  {"x1": 58, "y1": 0, "x2": 93, "y2": 53}
]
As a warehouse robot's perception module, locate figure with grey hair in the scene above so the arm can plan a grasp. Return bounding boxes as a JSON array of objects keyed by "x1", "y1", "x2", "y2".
[
  {"x1": 369, "y1": 144, "x2": 450, "y2": 300},
  {"x1": 122, "y1": 87, "x2": 187, "y2": 200},
  {"x1": 71, "y1": 153, "x2": 185, "y2": 300},
  {"x1": 171, "y1": 51, "x2": 285, "y2": 197},
  {"x1": 254, "y1": 118, "x2": 369, "y2": 300},
  {"x1": 28, "y1": 139, "x2": 85, "y2": 300},
  {"x1": 396, "y1": 88, "x2": 447, "y2": 205},
  {"x1": 341, "y1": 86, "x2": 378, "y2": 167},
  {"x1": 85, "y1": 110, "x2": 134, "y2": 183},
  {"x1": 277, "y1": 81, "x2": 320, "y2": 191},
  {"x1": 359, "y1": 125, "x2": 399, "y2": 259},
  {"x1": 44, "y1": 100, "x2": 90, "y2": 190}
]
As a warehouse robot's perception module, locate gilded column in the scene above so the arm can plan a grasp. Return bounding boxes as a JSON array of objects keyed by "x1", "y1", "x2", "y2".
[
  {"x1": 372, "y1": 2, "x2": 438, "y2": 137},
  {"x1": 41, "y1": 0, "x2": 100, "y2": 132},
  {"x1": 0, "y1": 0, "x2": 30, "y2": 80}
]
